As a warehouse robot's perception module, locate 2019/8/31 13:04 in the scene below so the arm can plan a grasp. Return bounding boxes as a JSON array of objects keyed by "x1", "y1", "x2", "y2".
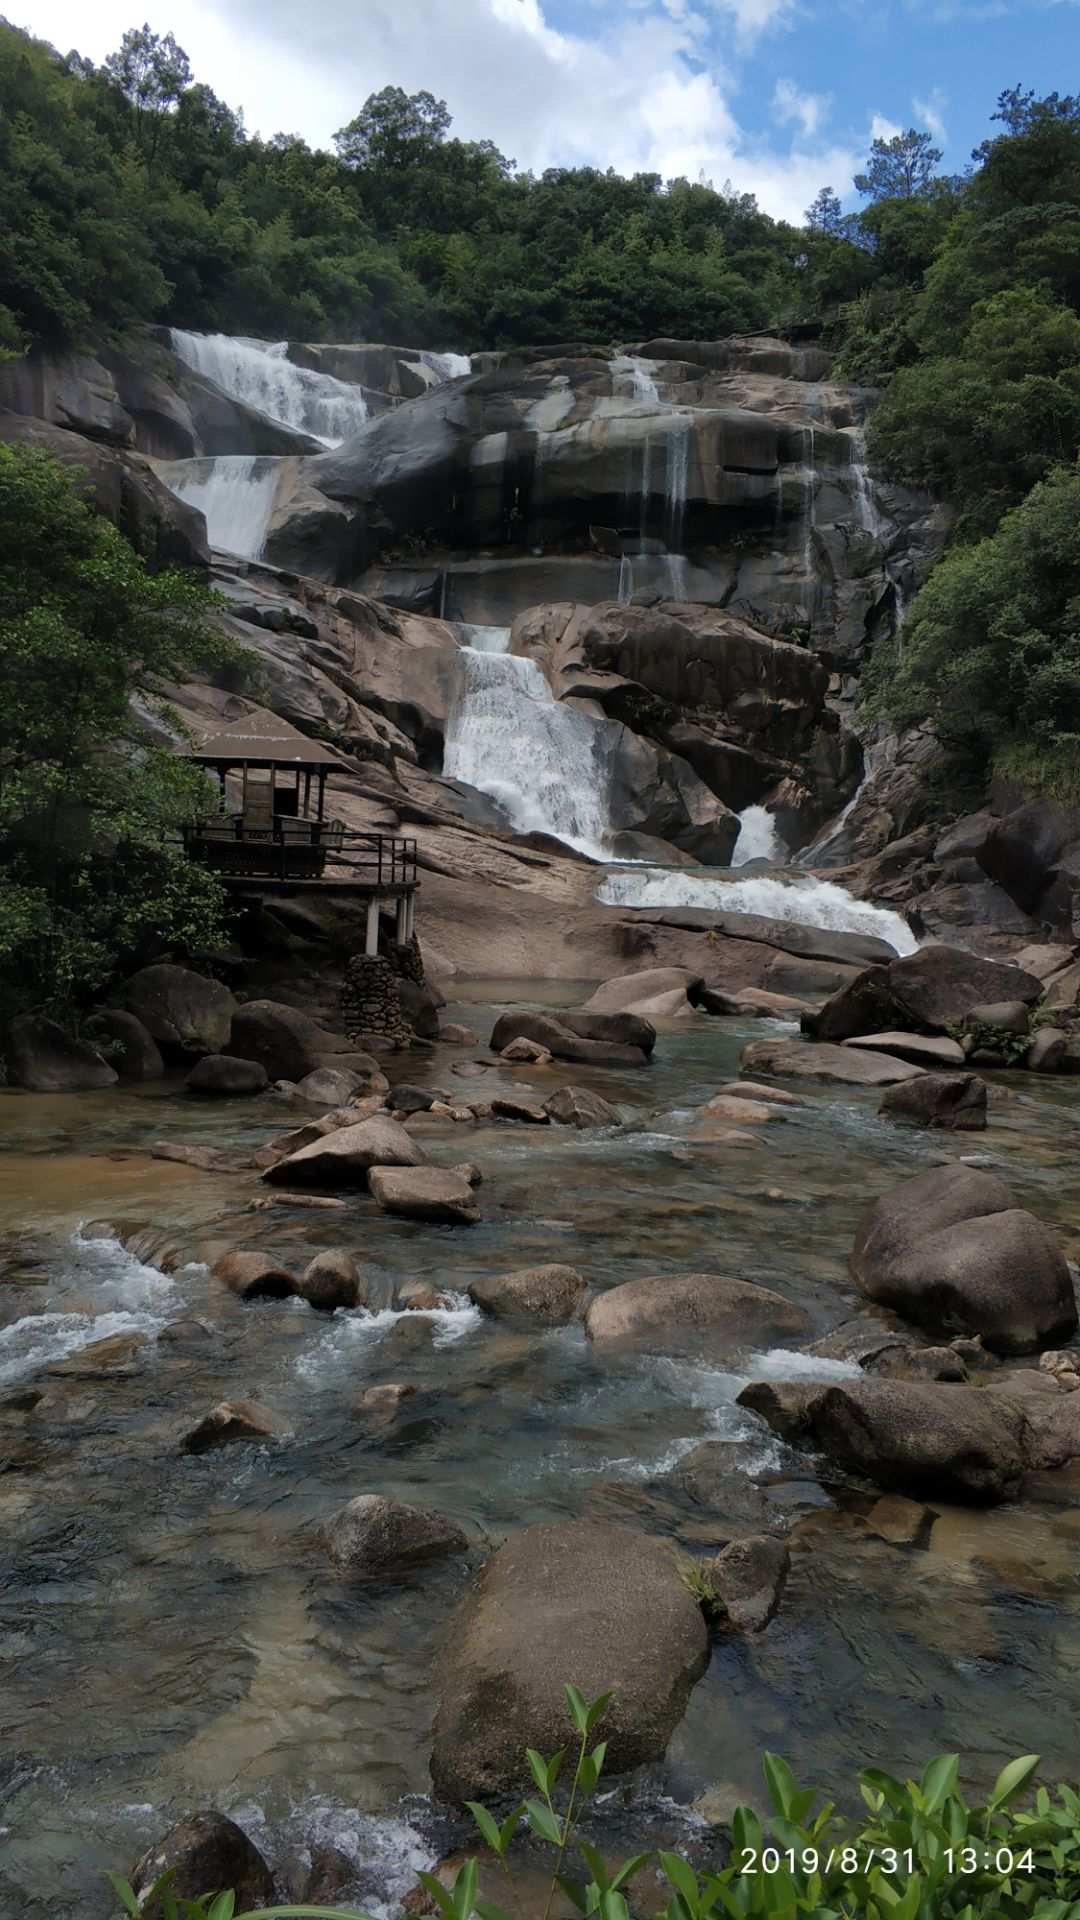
[{"x1": 737, "y1": 1847, "x2": 1037, "y2": 1876}]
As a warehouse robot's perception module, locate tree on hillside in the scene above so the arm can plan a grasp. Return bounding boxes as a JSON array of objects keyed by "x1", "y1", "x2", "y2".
[
  {"x1": 0, "y1": 446, "x2": 239, "y2": 1019},
  {"x1": 104, "y1": 23, "x2": 192, "y2": 162},
  {"x1": 805, "y1": 186, "x2": 845, "y2": 233},
  {"x1": 855, "y1": 129, "x2": 942, "y2": 200},
  {"x1": 335, "y1": 87, "x2": 451, "y2": 171}
]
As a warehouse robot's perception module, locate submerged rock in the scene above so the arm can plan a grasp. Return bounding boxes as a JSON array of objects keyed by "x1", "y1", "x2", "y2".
[
  {"x1": 489, "y1": 1010, "x2": 654, "y2": 1067},
  {"x1": 180, "y1": 1399, "x2": 282, "y2": 1454},
  {"x1": 131, "y1": 1811, "x2": 273, "y2": 1915},
  {"x1": 469, "y1": 1264, "x2": 587, "y2": 1324},
  {"x1": 741, "y1": 1038, "x2": 923, "y2": 1086},
  {"x1": 322, "y1": 1493, "x2": 469, "y2": 1577},
  {"x1": 585, "y1": 1272, "x2": 807, "y2": 1355},
  {"x1": 851, "y1": 1164, "x2": 1076, "y2": 1354},
  {"x1": 879, "y1": 1072, "x2": 987, "y2": 1131},
  {"x1": 711, "y1": 1534, "x2": 790, "y2": 1633},
  {"x1": 430, "y1": 1520, "x2": 708, "y2": 1802}
]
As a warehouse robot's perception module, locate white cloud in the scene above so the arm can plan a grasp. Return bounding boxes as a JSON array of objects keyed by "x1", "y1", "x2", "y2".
[
  {"x1": 913, "y1": 84, "x2": 948, "y2": 141},
  {"x1": 870, "y1": 110, "x2": 905, "y2": 140},
  {"x1": 772, "y1": 76, "x2": 832, "y2": 136},
  {"x1": 20, "y1": 0, "x2": 856, "y2": 224}
]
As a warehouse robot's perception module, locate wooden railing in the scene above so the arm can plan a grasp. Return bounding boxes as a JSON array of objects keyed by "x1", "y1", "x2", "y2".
[{"x1": 183, "y1": 817, "x2": 419, "y2": 886}]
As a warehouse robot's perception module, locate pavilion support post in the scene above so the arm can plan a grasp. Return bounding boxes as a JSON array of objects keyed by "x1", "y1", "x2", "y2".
[
  {"x1": 396, "y1": 895, "x2": 408, "y2": 943},
  {"x1": 406, "y1": 894, "x2": 416, "y2": 940},
  {"x1": 365, "y1": 899, "x2": 380, "y2": 958}
]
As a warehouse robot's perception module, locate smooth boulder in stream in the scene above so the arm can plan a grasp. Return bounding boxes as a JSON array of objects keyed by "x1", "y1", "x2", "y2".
[
  {"x1": 852, "y1": 1164, "x2": 1076, "y2": 1354},
  {"x1": 430, "y1": 1520, "x2": 708, "y2": 1802},
  {"x1": 132, "y1": 1811, "x2": 273, "y2": 1915},
  {"x1": 489, "y1": 1009, "x2": 655, "y2": 1066},
  {"x1": 585, "y1": 1272, "x2": 808, "y2": 1354},
  {"x1": 263, "y1": 1114, "x2": 424, "y2": 1187}
]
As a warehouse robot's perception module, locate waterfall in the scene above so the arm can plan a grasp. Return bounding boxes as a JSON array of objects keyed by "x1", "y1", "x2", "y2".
[
  {"x1": 802, "y1": 423, "x2": 817, "y2": 588},
  {"x1": 612, "y1": 354, "x2": 660, "y2": 402},
  {"x1": 597, "y1": 867, "x2": 916, "y2": 956},
  {"x1": 665, "y1": 415, "x2": 690, "y2": 557},
  {"x1": 617, "y1": 556, "x2": 634, "y2": 606},
  {"x1": 421, "y1": 350, "x2": 472, "y2": 382},
  {"x1": 159, "y1": 454, "x2": 279, "y2": 559},
  {"x1": 442, "y1": 628, "x2": 612, "y2": 858},
  {"x1": 847, "y1": 430, "x2": 883, "y2": 539},
  {"x1": 169, "y1": 330, "x2": 369, "y2": 446},
  {"x1": 733, "y1": 805, "x2": 786, "y2": 867}
]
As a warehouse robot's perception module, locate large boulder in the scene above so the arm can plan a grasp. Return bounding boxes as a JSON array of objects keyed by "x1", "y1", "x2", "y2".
[
  {"x1": 124, "y1": 965, "x2": 236, "y2": 1059},
  {"x1": 489, "y1": 1010, "x2": 654, "y2": 1067},
  {"x1": 851, "y1": 1165, "x2": 1076, "y2": 1355},
  {"x1": 542, "y1": 1086, "x2": 620, "y2": 1128},
  {"x1": 430, "y1": 1520, "x2": 708, "y2": 1803},
  {"x1": 295, "y1": 1249, "x2": 366, "y2": 1311},
  {"x1": 583, "y1": 968, "x2": 702, "y2": 1014},
  {"x1": 368, "y1": 1166, "x2": 479, "y2": 1223},
  {"x1": 584, "y1": 1272, "x2": 807, "y2": 1356},
  {"x1": 212, "y1": 1250, "x2": 296, "y2": 1300},
  {"x1": 322, "y1": 1494, "x2": 468, "y2": 1578},
  {"x1": 230, "y1": 999, "x2": 384, "y2": 1087},
  {"x1": 740, "y1": 1038, "x2": 923, "y2": 1086},
  {"x1": 131, "y1": 1812, "x2": 274, "y2": 1916},
  {"x1": 85, "y1": 1010, "x2": 164, "y2": 1081},
  {"x1": 185, "y1": 1054, "x2": 269, "y2": 1097},
  {"x1": 879, "y1": 1072, "x2": 987, "y2": 1131},
  {"x1": 739, "y1": 1377, "x2": 1029, "y2": 1504},
  {"x1": 263, "y1": 1116, "x2": 425, "y2": 1187},
  {"x1": 469, "y1": 1265, "x2": 587, "y2": 1324},
  {"x1": 5, "y1": 1015, "x2": 117, "y2": 1092},
  {"x1": 808, "y1": 945, "x2": 1042, "y2": 1043}
]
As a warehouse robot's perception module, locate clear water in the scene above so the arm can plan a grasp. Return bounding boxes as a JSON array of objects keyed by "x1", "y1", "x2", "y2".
[
  {"x1": 169, "y1": 330, "x2": 370, "y2": 447},
  {"x1": 4, "y1": 1004, "x2": 1080, "y2": 1917}
]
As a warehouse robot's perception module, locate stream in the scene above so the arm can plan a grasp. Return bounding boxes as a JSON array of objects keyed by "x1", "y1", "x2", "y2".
[{"x1": 3, "y1": 988, "x2": 1080, "y2": 1916}]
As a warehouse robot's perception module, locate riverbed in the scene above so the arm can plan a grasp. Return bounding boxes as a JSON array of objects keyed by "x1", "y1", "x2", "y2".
[{"x1": 3, "y1": 987, "x2": 1080, "y2": 1917}]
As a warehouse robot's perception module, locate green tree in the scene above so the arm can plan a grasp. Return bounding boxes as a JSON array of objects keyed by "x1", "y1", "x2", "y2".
[
  {"x1": 805, "y1": 185, "x2": 844, "y2": 233},
  {"x1": 863, "y1": 462, "x2": 1080, "y2": 798},
  {"x1": 0, "y1": 445, "x2": 237, "y2": 1018},
  {"x1": 104, "y1": 23, "x2": 192, "y2": 163},
  {"x1": 334, "y1": 86, "x2": 451, "y2": 170},
  {"x1": 855, "y1": 128, "x2": 943, "y2": 200}
]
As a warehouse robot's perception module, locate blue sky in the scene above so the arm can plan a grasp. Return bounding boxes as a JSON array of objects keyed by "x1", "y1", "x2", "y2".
[{"x1": 22, "y1": 0, "x2": 1080, "y2": 223}]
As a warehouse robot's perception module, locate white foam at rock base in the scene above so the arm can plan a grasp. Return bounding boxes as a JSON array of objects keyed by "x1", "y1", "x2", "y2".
[
  {"x1": 294, "y1": 1294, "x2": 483, "y2": 1383},
  {"x1": 733, "y1": 805, "x2": 786, "y2": 866},
  {"x1": 597, "y1": 868, "x2": 917, "y2": 956},
  {"x1": 169, "y1": 329, "x2": 369, "y2": 446},
  {"x1": 0, "y1": 1230, "x2": 179, "y2": 1385}
]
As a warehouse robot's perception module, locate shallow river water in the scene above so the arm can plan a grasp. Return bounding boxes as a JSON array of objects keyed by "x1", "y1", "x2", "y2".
[{"x1": 3, "y1": 986, "x2": 1080, "y2": 1916}]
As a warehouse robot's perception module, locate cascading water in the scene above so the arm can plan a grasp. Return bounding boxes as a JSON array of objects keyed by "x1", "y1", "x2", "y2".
[
  {"x1": 420, "y1": 350, "x2": 472, "y2": 382},
  {"x1": 617, "y1": 555, "x2": 634, "y2": 606},
  {"x1": 732, "y1": 805, "x2": 786, "y2": 867},
  {"x1": 169, "y1": 329, "x2": 370, "y2": 446},
  {"x1": 612, "y1": 354, "x2": 660, "y2": 402},
  {"x1": 442, "y1": 627, "x2": 613, "y2": 858},
  {"x1": 160, "y1": 454, "x2": 280, "y2": 560},
  {"x1": 597, "y1": 866, "x2": 917, "y2": 955},
  {"x1": 802, "y1": 423, "x2": 817, "y2": 593}
]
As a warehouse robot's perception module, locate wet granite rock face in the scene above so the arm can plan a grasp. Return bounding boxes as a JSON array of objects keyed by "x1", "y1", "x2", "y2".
[
  {"x1": 430, "y1": 1520, "x2": 708, "y2": 1803},
  {"x1": 807, "y1": 945, "x2": 1043, "y2": 1044},
  {"x1": 584, "y1": 1272, "x2": 808, "y2": 1357},
  {"x1": 4, "y1": 1015, "x2": 117, "y2": 1092},
  {"x1": 262, "y1": 1115, "x2": 425, "y2": 1187},
  {"x1": 124, "y1": 964, "x2": 236, "y2": 1060},
  {"x1": 185, "y1": 1053, "x2": 269, "y2": 1097},
  {"x1": 322, "y1": 1493, "x2": 469, "y2": 1578},
  {"x1": 468, "y1": 1264, "x2": 587, "y2": 1324},
  {"x1": 878, "y1": 1071, "x2": 988, "y2": 1131},
  {"x1": 131, "y1": 1811, "x2": 274, "y2": 1914}
]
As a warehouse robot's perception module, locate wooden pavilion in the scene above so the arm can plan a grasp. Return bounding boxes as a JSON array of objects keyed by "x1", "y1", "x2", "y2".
[{"x1": 183, "y1": 710, "x2": 418, "y2": 952}]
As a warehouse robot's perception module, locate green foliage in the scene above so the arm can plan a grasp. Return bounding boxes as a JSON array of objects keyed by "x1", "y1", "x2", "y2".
[
  {"x1": 109, "y1": 1694, "x2": 1080, "y2": 1920},
  {"x1": 0, "y1": 444, "x2": 239, "y2": 1017},
  {"x1": 862, "y1": 463, "x2": 1080, "y2": 799},
  {"x1": 854, "y1": 129, "x2": 944, "y2": 201}
]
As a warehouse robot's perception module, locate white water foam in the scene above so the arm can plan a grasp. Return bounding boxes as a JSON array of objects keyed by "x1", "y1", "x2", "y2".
[
  {"x1": 235, "y1": 1798, "x2": 435, "y2": 1920},
  {"x1": 420, "y1": 349, "x2": 472, "y2": 382},
  {"x1": 170, "y1": 329, "x2": 369, "y2": 446},
  {"x1": 295, "y1": 1295, "x2": 483, "y2": 1383},
  {"x1": 732, "y1": 804, "x2": 786, "y2": 866},
  {"x1": 160, "y1": 454, "x2": 279, "y2": 559},
  {"x1": 597, "y1": 867, "x2": 917, "y2": 954},
  {"x1": 0, "y1": 1231, "x2": 178, "y2": 1386},
  {"x1": 443, "y1": 628, "x2": 613, "y2": 858},
  {"x1": 611, "y1": 354, "x2": 660, "y2": 403}
]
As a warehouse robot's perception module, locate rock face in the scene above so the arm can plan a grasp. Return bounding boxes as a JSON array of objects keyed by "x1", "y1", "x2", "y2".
[
  {"x1": 712, "y1": 1535, "x2": 790, "y2": 1633},
  {"x1": 489, "y1": 1010, "x2": 654, "y2": 1067},
  {"x1": 430, "y1": 1520, "x2": 708, "y2": 1803},
  {"x1": 809, "y1": 945, "x2": 1042, "y2": 1044},
  {"x1": 185, "y1": 1054, "x2": 269, "y2": 1097},
  {"x1": 230, "y1": 999, "x2": 383, "y2": 1086},
  {"x1": 322, "y1": 1494, "x2": 468, "y2": 1577},
  {"x1": 851, "y1": 1165, "x2": 1076, "y2": 1355},
  {"x1": 879, "y1": 1072, "x2": 987, "y2": 1131},
  {"x1": 741, "y1": 1038, "x2": 923, "y2": 1086},
  {"x1": 368, "y1": 1166, "x2": 479, "y2": 1223},
  {"x1": 131, "y1": 1811, "x2": 274, "y2": 1916},
  {"x1": 468, "y1": 1265, "x2": 587, "y2": 1324},
  {"x1": 85, "y1": 1010, "x2": 164, "y2": 1081},
  {"x1": 585, "y1": 1272, "x2": 807, "y2": 1355},
  {"x1": 263, "y1": 1115, "x2": 425, "y2": 1187},
  {"x1": 124, "y1": 965, "x2": 236, "y2": 1059},
  {"x1": 5, "y1": 1016, "x2": 117, "y2": 1092},
  {"x1": 739, "y1": 1377, "x2": 1028, "y2": 1504}
]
